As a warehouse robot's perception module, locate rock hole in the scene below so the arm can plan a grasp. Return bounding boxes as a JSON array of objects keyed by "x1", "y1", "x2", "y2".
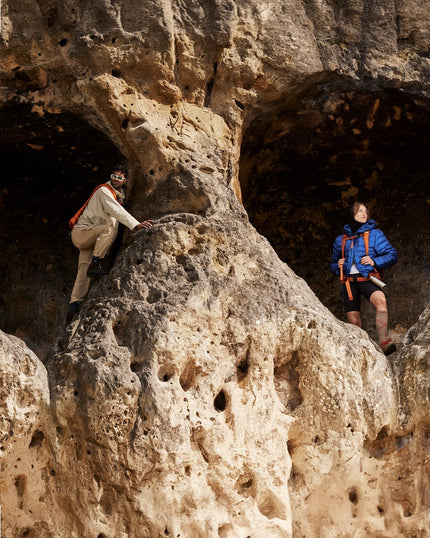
[
  {"x1": 111, "y1": 68, "x2": 122, "y2": 78},
  {"x1": 348, "y1": 487, "x2": 359, "y2": 505},
  {"x1": 218, "y1": 524, "x2": 234, "y2": 537},
  {"x1": 29, "y1": 430, "x2": 45, "y2": 448},
  {"x1": 257, "y1": 491, "x2": 287, "y2": 520},
  {"x1": 176, "y1": 254, "x2": 187, "y2": 266},
  {"x1": 130, "y1": 362, "x2": 140, "y2": 372},
  {"x1": 147, "y1": 288, "x2": 162, "y2": 304},
  {"x1": 214, "y1": 390, "x2": 227, "y2": 412},
  {"x1": 179, "y1": 359, "x2": 196, "y2": 391},
  {"x1": 113, "y1": 317, "x2": 129, "y2": 347},
  {"x1": 376, "y1": 425, "x2": 389, "y2": 440},
  {"x1": 377, "y1": 505, "x2": 384, "y2": 514},
  {"x1": 15, "y1": 475, "x2": 26, "y2": 508},
  {"x1": 158, "y1": 367, "x2": 174, "y2": 382},
  {"x1": 237, "y1": 355, "x2": 249, "y2": 381},
  {"x1": 185, "y1": 465, "x2": 191, "y2": 476},
  {"x1": 235, "y1": 100, "x2": 245, "y2": 110},
  {"x1": 273, "y1": 352, "x2": 303, "y2": 412},
  {"x1": 59, "y1": 38, "x2": 68, "y2": 47}
]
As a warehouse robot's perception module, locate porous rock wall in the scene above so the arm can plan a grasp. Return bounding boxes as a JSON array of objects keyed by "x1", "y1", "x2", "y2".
[{"x1": 0, "y1": 1, "x2": 429, "y2": 537}]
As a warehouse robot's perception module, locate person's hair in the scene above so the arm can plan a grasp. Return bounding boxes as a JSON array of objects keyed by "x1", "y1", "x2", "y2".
[
  {"x1": 351, "y1": 201, "x2": 369, "y2": 218},
  {"x1": 112, "y1": 165, "x2": 128, "y2": 178}
]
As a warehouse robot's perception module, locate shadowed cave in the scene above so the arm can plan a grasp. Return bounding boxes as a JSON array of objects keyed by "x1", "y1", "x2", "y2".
[
  {"x1": 0, "y1": 104, "x2": 125, "y2": 358},
  {"x1": 240, "y1": 84, "x2": 430, "y2": 338}
]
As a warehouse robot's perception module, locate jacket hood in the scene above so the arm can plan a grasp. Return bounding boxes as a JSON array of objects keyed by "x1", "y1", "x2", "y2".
[{"x1": 343, "y1": 219, "x2": 376, "y2": 236}]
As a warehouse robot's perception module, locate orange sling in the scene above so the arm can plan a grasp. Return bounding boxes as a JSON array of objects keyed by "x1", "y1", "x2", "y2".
[
  {"x1": 340, "y1": 230, "x2": 383, "y2": 300},
  {"x1": 68, "y1": 183, "x2": 123, "y2": 229}
]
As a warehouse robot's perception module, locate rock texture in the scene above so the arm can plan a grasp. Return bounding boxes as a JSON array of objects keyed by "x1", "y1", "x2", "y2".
[{"x1": 0, "y1": 0, "x2": 430, "y2": 536}]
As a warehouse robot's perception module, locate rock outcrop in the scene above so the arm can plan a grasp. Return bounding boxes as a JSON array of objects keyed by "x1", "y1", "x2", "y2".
[{"x1": 0, "y1": 0, "x2": 429, "y2": 536}]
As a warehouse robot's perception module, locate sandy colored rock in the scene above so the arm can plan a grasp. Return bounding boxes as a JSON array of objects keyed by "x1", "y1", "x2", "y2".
[{"x1": 0, "y1": 0, "x2": 429, "y2": 536}]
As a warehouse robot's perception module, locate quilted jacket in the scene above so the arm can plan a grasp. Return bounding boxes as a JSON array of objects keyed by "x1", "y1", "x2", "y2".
[{"x1": 330, "y1": 219, "x2": 397, "y2": 277}]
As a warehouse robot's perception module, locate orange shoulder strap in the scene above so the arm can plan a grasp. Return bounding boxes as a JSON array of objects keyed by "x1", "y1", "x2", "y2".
[
  {"x1": 341, "y1": 234, "x2": 348, "y2": 260},
  {"x1": 68, "y1": 183, "x2": 121, "y2": 229},
  {"x1": 363, "y1": 230, "x2": 369, "y2": 256}
]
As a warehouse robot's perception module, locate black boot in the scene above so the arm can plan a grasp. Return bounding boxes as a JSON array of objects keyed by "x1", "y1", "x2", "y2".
[
  {"x1": 66, "y1": 301, "x2": 81, "y2": 324},
  {"x1": 380, "y1": 339, "x2": 397, "y2": 356},
  {"x1": 87, "y1": 256, "x2": 110, "y2": 277}
]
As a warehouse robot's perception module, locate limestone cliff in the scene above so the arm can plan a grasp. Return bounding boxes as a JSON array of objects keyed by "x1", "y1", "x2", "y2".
[{"x1": 0, "y1": 1, "x2": 429, "y2": 536}]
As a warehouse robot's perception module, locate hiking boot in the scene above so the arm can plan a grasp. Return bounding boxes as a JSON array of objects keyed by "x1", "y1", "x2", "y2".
[
  {"x1": 87, "y1": 257, "x2": 110, "y2": 277},
  {"x1": 66, "y1": 301, "x2": 81, "y2": 324},
  {"x1": 380, "y1": 339, "x2": 396, "y2": 356}
]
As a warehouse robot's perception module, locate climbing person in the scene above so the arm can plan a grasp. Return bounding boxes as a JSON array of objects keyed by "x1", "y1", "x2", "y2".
[
  {"x1": 66, "y1": 165, "x2": 153, "y2": 323},
  {"x1": 330, "y1": 201, "x2": 398, "y2": 355}
]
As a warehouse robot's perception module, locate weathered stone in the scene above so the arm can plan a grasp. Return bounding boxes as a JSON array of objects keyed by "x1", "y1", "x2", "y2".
[{"x1": 0, "y1": 0, "x2": 429, "y2": 536}]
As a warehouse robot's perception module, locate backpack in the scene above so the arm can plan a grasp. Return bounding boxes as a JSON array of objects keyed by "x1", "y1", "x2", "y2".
[{"x1": 340, "y1": 230, "x2": 383, "y2": 299}]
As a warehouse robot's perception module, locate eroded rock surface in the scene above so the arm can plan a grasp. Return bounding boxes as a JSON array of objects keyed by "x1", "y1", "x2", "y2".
[{"x1": 0, "y1": 0, "x2": 429, "y2": 536}]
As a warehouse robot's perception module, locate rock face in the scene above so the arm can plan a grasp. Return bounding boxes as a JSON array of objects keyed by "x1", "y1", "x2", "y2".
[{"x1": 0, "y1": 0, "x2": 429, "y2": 536}]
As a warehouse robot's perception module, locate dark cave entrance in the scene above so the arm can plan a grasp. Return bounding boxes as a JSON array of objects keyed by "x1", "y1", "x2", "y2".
[
  {"x1": 0, "y1": 103, "x2": 125, "y2": 358},
  {"x1": 240, "y1": 85, "x2": 430, "y2": 338}
]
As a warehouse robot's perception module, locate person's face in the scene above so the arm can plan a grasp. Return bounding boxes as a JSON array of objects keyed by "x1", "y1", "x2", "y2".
[
  {"x1": 110, "y1": 171, "x2": 127, "y2": 189},
  {"x1": 354, "y1": 204, "x2": 368, "y2": 223}
]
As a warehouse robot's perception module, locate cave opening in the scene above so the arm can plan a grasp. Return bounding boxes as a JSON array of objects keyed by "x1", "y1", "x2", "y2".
[
  {"x1": 240, "y1": 84, "x2": 430, "y2": 338},
  {"x1": 0, "y1": 103, "x2": 125, "y2": 358}
]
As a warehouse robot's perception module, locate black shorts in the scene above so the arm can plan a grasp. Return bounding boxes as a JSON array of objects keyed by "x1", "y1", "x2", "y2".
[{"x1": 342, "y1": 275, "x2": 382, "y2": 312}]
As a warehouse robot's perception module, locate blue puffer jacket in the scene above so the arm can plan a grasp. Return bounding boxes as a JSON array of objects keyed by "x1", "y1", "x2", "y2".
[{"x1": 330, "y1": 219, "x2": 397, "y2": 277}]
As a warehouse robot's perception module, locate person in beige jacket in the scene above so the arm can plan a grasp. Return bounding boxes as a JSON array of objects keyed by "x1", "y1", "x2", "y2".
[{"x1": 67, "y1": 166, "x2": 153, "y2": 322}]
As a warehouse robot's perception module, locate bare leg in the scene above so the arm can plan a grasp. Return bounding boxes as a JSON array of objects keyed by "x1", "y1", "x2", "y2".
[
  {"x1": 346, "y1": 311, "x2": 361, "y2": 327},
  {"x1": 369, "y1": 290, "x2": 388, "y2": 344}
]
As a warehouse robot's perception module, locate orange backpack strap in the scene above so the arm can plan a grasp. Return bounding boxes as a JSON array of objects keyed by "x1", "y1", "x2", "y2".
[
  {"x1": 68, "y1": 183, "x2": 122, "y2": 229},
  {"x1": 362, "y1": 229, "x2": 383, "y2": 280},
  {"x1": 363, "y1": 230, "x2": 369, "y2": 256}
]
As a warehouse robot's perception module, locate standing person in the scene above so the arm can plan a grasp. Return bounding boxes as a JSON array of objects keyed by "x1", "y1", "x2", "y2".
[
  {"x1": 330, "y1": 202, "x2": 398, "y2": 355},
  {"x1": 67, "y1": 165, "x2": 153, "y2": 323}
]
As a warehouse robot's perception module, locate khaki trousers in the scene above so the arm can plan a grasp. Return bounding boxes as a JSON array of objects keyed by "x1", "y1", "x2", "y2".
[{"x1": 70, "y1": 225, "x2": 116, "y2": 303}]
